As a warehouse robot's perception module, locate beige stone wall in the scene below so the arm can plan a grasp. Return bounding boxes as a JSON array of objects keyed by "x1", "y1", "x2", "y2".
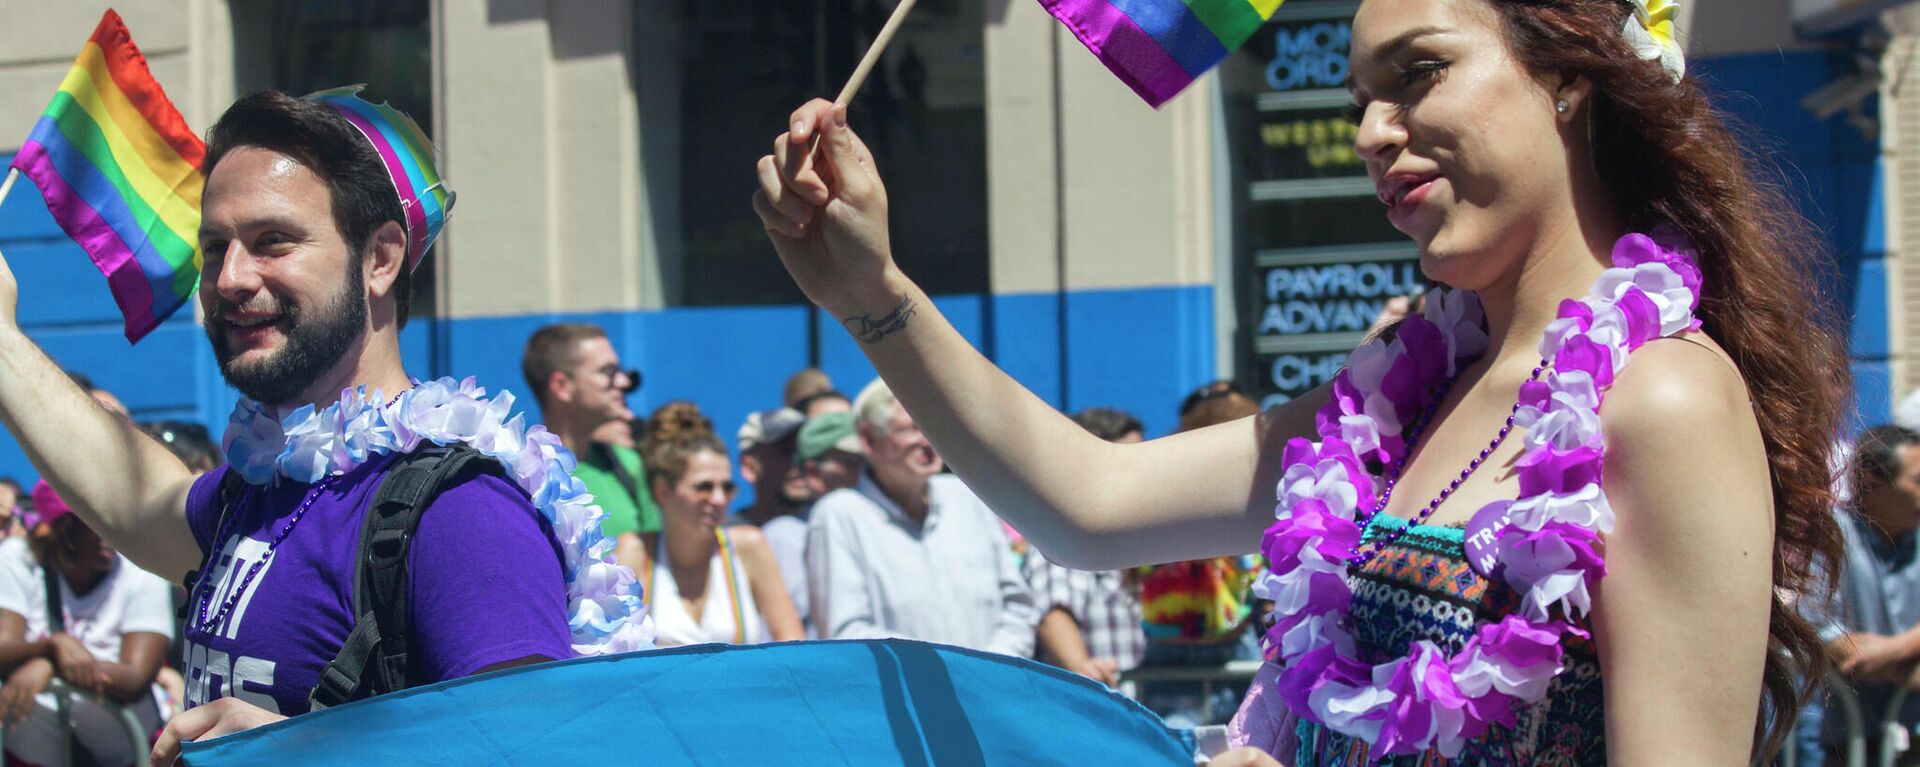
[
  {"x1": 0, "y1": 3, "x2": 227, "y2": 157},
  {"x1": 437, "y1": 0, "x2": 646, "y2": 319},
  {"x1": 983, "y1": 7, "x2": 1218, "y2": 296},
  {"x1": 1686, "y1": 0, "x2": 1818, "y2": 57},
  {"x1": 1884, "y1": 11, "x2": 1920, "y2": 397}
]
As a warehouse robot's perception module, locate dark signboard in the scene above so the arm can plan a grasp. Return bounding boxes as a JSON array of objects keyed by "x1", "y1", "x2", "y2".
[{"x1": 1220, "y1": 1, "x2": 1425, "y2": 408}]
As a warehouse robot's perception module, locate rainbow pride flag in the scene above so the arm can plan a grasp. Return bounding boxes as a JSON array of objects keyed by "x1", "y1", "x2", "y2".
[
  {"x1": 9, "y1": 9, "x2": 205, "y2": 343},
  {"x1": 1041, "y1": 0, "x2": 1285, "y2": 107}
]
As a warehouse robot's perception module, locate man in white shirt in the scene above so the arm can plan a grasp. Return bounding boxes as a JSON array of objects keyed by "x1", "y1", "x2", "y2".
[{"x1": 807, "y1": 379, "x2": 1036, "y2": 656}]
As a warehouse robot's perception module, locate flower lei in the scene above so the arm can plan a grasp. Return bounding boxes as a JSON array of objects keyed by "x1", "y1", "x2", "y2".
[
  {"x1": 223, "y1": 376, "x2": 657, "y2": 655},
  {"x1": 1252, "y1": 230, "x2": 1703, "y2": 759}
]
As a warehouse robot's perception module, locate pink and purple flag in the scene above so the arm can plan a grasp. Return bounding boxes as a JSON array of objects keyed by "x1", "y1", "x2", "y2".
[{"x1": 1041, "y1": 0, "x2": 1286, "y2": 107}]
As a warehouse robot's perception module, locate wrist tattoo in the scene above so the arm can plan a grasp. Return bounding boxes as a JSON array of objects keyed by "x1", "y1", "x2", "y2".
[{"x1": 843, "y1": 295, "x2": 918, "y2": 344}]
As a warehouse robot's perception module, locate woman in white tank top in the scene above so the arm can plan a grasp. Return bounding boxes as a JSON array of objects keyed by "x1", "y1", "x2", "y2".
[{"x1": 640, "y1": 403, "x2": 803, "y2": 647}]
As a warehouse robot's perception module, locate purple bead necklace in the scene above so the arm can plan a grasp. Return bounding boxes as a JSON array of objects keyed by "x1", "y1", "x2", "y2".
[
  {"x1": 192, "y1": 475, "x2": 339, "y2": 633},
  {"x1": 1350, "y1": 357, "x2": 1550, "y2": 564}
]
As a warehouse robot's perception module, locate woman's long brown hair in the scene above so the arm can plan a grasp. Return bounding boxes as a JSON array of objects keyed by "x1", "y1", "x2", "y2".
[{"x1": 1487, "y1": 1, "x2": 1849, "y2": 759}]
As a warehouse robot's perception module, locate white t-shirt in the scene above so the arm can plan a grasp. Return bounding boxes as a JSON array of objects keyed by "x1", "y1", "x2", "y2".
[
  {"x1": 0, "y1": 537, "x2": 175, "y2": 657},
  {"x1": 0, "y1": 537, "x2": 174, "y2": 766}
]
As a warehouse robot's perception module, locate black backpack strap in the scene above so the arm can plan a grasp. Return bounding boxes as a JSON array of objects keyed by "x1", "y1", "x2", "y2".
[
  {"x1": 592, "y1": 442, "x2": 644, "y2": 506},
  {"x1": 41, "y1": 561, "x2": 64, "y2": 633},
  {"x1": 308, "y1": 445, "x2": 509, "y2": 710},
  {"x1": 177, "y1": 469, "x2": 251, "y2": 619}
]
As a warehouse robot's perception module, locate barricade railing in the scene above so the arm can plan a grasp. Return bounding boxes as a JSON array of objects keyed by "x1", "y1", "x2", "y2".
[
  {"x1": 1121, "y1": 659, "x2": 1264, "y2": 724},
  {"x1": 0, "y1": 677, "x2": 151, "y2": 767},
  {"x1": 1119, "y1": 662, "x2": 1918, "y2": 767}
]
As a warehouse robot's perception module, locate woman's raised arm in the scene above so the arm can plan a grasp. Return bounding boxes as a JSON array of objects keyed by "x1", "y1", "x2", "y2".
[{"x1": 753, "y1": 99, "x2": 1326, "y2": 568}]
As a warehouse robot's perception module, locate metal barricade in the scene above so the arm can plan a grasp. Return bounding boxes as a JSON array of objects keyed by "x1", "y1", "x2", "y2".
[
  {"x1": 0, "y1": 678, "x2": 151, "y2": 767},
  {"x1": 1121, "y1": 661, "x2": 1920, "y2": 766},
  {"x1": 1121, "y1": 659, "x2": 1264, "y2": 724}
]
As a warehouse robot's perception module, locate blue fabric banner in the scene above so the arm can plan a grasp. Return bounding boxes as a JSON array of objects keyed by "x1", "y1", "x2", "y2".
[{"x1": 181, "y1": 639, "x2": 1197, "y2": 765}]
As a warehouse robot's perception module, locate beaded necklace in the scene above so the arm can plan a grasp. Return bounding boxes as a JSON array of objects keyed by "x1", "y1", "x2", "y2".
[{"x1": 190, "y1": 476, "x2": 337, "y2": 633}]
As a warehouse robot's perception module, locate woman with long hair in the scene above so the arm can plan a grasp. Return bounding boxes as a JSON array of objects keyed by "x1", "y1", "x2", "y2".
[
  {"x1": 638, "y1": 403, "x2": 804, "y2": 647},
  {"x1": 752, "y1": 0, "x2": 1845, "y2": 762}
]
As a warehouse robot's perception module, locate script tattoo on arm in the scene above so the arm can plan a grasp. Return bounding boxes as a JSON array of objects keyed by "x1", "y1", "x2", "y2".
[{"x1": 843, "y1": 296, "x2": 919, "y2": 344}]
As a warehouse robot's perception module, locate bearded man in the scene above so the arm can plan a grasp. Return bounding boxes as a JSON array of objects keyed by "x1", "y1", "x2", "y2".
[{"x1": 0, "y1": 90, "x2": 649, "y2": 762}]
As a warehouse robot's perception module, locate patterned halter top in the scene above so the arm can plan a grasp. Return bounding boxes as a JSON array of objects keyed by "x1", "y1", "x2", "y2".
[{"x1": 1289, "y1": 515, "x2": 1607, "y2": 766}]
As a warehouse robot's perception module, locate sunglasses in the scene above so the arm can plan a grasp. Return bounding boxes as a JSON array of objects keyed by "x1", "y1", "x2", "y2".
[
  {"x1": 1179, "y1": 381, "x2": 1249, "y2": 417},
  {"x1": 148, "y1": 420, "x2": 211, "y2": 446}
]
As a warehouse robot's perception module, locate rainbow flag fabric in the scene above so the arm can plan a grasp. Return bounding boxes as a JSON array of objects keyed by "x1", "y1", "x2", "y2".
[
  {"x1": 9, "y1": 9, "x2": 205, "y2": 343},
  {"x1": 1137, "y1": 555, "x2": 1259, "y2": 642},
  {"x1": 1040, "y1": 0, "x2": 1285, "y2": 107}
]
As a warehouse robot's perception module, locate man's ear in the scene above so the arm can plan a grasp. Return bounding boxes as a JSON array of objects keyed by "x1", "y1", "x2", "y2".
[
  {"x1": 740, "y1": 452, "x2": 763, "y2": 485},
  {"x1": 547, "y1": 370, "x2": 575, "y2": 406},
  {"x1": 363, "y1": 220, "x2": 408, "y2": 301}
]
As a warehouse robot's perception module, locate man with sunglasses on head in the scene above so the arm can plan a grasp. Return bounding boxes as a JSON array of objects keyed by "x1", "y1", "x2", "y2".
[{"x1": 523, "y1": 323, "x2": 661, "y2": 577}]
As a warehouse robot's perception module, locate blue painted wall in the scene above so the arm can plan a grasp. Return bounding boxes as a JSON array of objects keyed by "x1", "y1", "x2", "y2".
[{"x1": 1694, "y1": 49, "x2": 1889, "y2": 427}]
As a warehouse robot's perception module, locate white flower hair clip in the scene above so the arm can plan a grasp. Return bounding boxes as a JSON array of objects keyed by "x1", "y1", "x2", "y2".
[{"x1": 1623, "y1": 0, "x2": 1685, "y2": 83}]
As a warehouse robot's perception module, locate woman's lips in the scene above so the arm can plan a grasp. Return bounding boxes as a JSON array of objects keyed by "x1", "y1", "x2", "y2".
[{"x1": 1386, "y1": 177, "x2": 1438, "y2": 228}]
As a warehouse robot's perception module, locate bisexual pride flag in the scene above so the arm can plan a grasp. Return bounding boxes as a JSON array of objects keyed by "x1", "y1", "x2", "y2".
[
  {"x1": 9, "y1": 9, "x2": 205, "y2": 343},
  {"x1": 1041, "y1": 0, "x2": 1286, "y2": 107}
]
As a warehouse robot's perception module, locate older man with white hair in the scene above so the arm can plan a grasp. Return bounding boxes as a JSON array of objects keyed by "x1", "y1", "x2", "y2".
[{"x1": 805, "y1": 379, "x2": 1036, "y2": 656}]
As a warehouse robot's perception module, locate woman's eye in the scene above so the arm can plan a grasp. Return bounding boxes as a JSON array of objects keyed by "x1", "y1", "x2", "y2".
[
  {"x1": 1399, "y1": 60, "x2": 1449, "y2": 86},
  {"x1": 1343, "y1": 102, "x2": 1366, "y2": 126}
]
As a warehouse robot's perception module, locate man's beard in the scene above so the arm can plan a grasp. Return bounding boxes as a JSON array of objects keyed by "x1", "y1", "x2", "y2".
[{"x1": 208, "y1": 264, "x2": 366, "y2": 405}]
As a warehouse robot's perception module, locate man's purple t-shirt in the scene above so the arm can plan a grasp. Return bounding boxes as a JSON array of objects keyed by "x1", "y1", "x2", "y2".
[{"x1": 181, "y1": 453, "x2": 573, "y2": 716}]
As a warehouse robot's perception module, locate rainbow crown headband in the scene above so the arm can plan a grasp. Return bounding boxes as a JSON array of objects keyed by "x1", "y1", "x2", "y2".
[{"x1": 306, "y1": 85, "x2": 454, "y2": 273}]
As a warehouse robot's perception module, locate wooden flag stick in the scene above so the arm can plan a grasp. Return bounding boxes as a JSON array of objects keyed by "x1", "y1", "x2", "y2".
[
  {"x1": 799, "y1": 0, "x2": 917, "y2": 179},
  {"x1": 0, "y1": 169, "x2": 18, "y2": 209},
  {"x1": 836, "y1": 0, "x2": 919, "y2": 107}
]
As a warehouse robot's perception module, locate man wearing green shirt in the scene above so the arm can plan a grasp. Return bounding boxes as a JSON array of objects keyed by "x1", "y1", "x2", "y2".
[{"x1": 522, "y1": 324, "x2": 662, "y2": 577}]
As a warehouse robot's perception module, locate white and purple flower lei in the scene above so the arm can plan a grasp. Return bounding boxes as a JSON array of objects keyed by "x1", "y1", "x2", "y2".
[
  {"x1": 1252, "y1": 230, "x2": 1703, "y2": 759},
  {"x1": 223, "y1": 376, "x2": 657, "y2": 656}
]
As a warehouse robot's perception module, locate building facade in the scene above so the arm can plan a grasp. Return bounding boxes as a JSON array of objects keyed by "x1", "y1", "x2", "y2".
[{"x1": 0, "y1": 0, "x2": 1896, "y2": 487}]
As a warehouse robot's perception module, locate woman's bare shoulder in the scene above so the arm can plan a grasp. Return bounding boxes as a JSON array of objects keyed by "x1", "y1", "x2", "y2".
[{"x1": 1602, "y1": 332, "x2": 1755, "y2": 445}]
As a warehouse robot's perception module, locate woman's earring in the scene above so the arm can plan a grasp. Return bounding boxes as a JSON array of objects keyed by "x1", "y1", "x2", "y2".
[{"x1": 1556, "y1": 99, "x2": 1571, "y2": 114}]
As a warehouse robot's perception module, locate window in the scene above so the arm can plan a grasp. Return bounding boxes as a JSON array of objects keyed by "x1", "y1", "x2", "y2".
[
  {"x1": 229, "y1": 0, "x2": 438, "y2": 321},
  {"x1": 1219, "y1": 1, "x2": 1421, "y2": 407},
  {"x1": 647, "y1": 0, "x2": 989, "y2": 306}
]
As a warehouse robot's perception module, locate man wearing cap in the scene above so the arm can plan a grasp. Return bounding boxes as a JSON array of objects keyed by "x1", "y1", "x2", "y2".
[
  {"x1": 797, "y1": 411, "x2": 865, "y2": 496},
  {"x1": 734, "y1": 407, "x2": 812, "y2": 529},
  {"x1": 734, "y1": 407, "x2": 812, "y2": 631},
  {"x1": 773, "y1": 412, "x2": 865, "y2": 636},
  {"x1": 0, "y1": 90, "x2": 649, "y2": 759},
  {"x1": 522, "y1": 323, "x2": 660, "y2": 576}
]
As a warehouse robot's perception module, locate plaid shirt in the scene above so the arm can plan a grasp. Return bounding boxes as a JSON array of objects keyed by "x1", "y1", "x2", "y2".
[{"x1": 1022, "y1": 550, "x2": 1146, "y2": 672}]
